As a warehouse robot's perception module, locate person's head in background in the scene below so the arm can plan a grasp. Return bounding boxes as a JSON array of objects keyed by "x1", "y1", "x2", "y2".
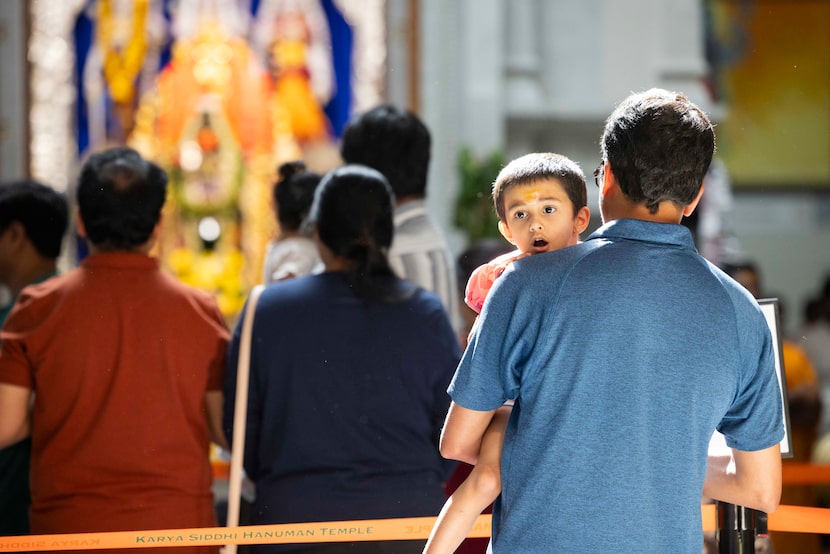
[
  {"x1": 339, "y1": 103, "x2": 430, "y2": 206},
  {"x1": 803, "y1": 298, "x2": 825, "y2": 327},
  {"x1": 492, "y1": 152, "x2": 590, "y2": 256},
  {"x1": 598, "y1": 88, "x2": 714, "y2": 224},
  {"x1": 77, "y1": 147, "x2": 167, "y2": 254},
  {"x1": 310, "y1": 164, "x2": 405, "y2": 302},
  {"x1": 273, "y1": 161, "x2": 322, "y2": 238},
  {"x1": 821, "y1": 274, "x2": 830, "y2": 322},
  {"x1": 0, "y1": 180, "x2": 69, "y2": 296},
  {"x1": 721, "y1": 260, "x2": 762, "y2": 299}
]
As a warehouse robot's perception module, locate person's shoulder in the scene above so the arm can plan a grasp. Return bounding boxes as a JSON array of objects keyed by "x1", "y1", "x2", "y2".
[
  {"x1": 3, "y1": 270, "x2": 78, "y2": 329},
  {"x1": 709, "y1": 262, "x2": 763, "y2": 309},
  {"x1": 259, "y1": 273, "x2": 330, "y2": 307},
  {"x1": 156, "y1": 270, "x2": 226, "y2": 318},
  {"x1": 15, "y1": 269, "x2": 78, "y2": 308},
  {"x1": 393, "y1": 201, "x2": 445, "y2": 238},
  {"x1": 509, "y1": 241, "x2": 600, "y2": 277},
  {"x1": 270, "y1": 236, "x2": 316, "y2": 255},
  {"x1": 400, "y1": 282, "x2": 453, "y2": 321}
]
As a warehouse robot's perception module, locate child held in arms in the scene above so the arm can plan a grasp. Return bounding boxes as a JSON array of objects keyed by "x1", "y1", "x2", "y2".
[
  {"x1": 425, "y1": 152, "x2": 590, "y2": 554},
  {"x1": 262, "y1": 161, "x2": 323, "y2": 284}
]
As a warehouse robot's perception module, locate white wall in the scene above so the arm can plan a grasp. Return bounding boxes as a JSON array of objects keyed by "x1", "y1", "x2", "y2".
[
  {"x1": 730, "y1": 192, "x2": 830, "y2": 334},
  {"x1": 0, "y1": 0, "x2": 27, "y2": 180}
]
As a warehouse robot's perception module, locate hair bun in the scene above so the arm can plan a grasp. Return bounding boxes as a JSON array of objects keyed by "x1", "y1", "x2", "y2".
[{"x1": 278, "y1": 161, "x2": 307, "y2": 182}]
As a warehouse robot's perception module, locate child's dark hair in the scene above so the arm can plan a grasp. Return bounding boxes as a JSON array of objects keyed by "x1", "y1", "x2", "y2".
[
  {"x1": 273, "y1": 161, "x2": 322, "y2": 232},
  {"x1": 310, "y1": 164, "x2": 409, "y2": 302},
  {"x1": 492, "y1": 153, "x2": 587, "y2": 221}
]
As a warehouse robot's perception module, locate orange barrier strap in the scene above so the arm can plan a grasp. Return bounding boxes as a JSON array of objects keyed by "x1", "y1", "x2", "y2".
[
  {"x1": 768, "y1": 505, "x2": 830, "y2": 534},
  {"x1": 212, "y1": 460, "x2": 230, "y2": 480},
  {"x1": 702, "y1": 503, "x2": 716, "y2": 531},
  {"x1": 781, "y1": 463, "x2": 830, "y2": 485},
  {"x1": 701, "y1": 504, "x2": 830, "y2": 534},
  {"x1": 0, "y1": 516, "x2": 491, "y2": 552},
  {"x1": 1, "y1": 505, "x2": 828, "y2": 551}
]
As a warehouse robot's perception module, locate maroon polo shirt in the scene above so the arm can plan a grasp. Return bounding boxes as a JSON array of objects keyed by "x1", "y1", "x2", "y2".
[{"x1": 0, "y1": 252, "x2": 228, "y2": 548}]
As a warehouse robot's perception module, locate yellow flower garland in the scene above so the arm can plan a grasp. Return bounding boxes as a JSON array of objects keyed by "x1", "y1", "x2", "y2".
[{"x1": 97, "y1": 0, "x2": 149, "y2": 104}]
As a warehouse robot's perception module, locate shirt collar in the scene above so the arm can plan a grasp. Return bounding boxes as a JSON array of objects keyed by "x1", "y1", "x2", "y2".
[
  {"x1": 81, "y1": 251, "x2": 159, "y2": 270},
  {"x1": 394, "y1": 199, "x2": 427, "y2": 226},
  {"x1": 587, "y1": 218, "x2": 697, "y2": 252}
]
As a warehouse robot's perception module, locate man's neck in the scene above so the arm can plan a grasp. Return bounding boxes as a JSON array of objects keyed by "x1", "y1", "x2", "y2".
[
  {"x1": 607, "y1": 203, "x2": 685, "y2": 225},
  {"x1": 602, "y1": 191, "x2": 686, "y2": 225},
  {"x1": 395, "y1": 195, "x2": 425, "y2": 208},
  {"x1": 7, "y1": 258, "x2": 58, "y2": 297}
]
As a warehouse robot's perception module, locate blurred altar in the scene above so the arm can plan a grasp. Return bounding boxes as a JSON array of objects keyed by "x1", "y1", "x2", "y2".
[{"x1": 27, "y1": 0, "x2": 385, "y2": 322}]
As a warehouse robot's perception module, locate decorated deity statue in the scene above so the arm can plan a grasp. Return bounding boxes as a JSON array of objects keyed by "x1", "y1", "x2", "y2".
[{"x1": 129, "y1": 7, "x2": 300, "y2": 321}]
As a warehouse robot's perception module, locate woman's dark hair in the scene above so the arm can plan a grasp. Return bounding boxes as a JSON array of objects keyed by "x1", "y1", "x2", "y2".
[
  {"x1": 310, "y1": 164, "x2": 408, "y2": 302},
  {"x1": 273, "y1": 161, "x2": 322, "y2": 232}
]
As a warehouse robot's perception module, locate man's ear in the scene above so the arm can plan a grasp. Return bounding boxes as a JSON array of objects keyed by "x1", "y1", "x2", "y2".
[
  {"x1": 497, "y1": 220, "x2": 515, "y2": 245},
  {"x1": 75, "y1": 211, "x2": 87, "y2": 238},
  {"x1": 682, "y1": 183, "x2": 706, "y2": 217},
  {"x1": 150, "y1": 216, "x2": 163, "y2": 244},
  {"x1": 601, "y1": 162, "x2": 615, "y2": 197},
  {"x1": 5, "y1": 221, "x2": 25, "y2": 245},
  {"x1": 574, "y1": 206, "x2": 591, "y2": 235}
]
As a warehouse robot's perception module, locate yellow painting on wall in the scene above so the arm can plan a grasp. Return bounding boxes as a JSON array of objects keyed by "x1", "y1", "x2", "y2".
[{"x1": 706, "y1": 0, "x2": 830, "y2": 188}]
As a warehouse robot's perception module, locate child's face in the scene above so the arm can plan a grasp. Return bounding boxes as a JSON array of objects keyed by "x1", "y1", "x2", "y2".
[{"x1": 497, "y1": 179, "x2": 590, "y2": 255}]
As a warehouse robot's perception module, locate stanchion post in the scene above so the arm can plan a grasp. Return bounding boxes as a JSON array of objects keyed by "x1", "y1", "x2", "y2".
[{"x1": 716, "y1": 502, "x2": 761, "y2": 554}]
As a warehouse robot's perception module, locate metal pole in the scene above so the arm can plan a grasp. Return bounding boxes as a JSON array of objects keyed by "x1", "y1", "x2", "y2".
[{"x1": 716, "y1": 502, "x2": 759, "y2": 554}]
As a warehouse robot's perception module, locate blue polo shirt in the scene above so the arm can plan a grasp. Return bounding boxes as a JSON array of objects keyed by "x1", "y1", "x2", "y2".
[{"x1": 449, "y1": 218, "x2": 784, "y2": 553}]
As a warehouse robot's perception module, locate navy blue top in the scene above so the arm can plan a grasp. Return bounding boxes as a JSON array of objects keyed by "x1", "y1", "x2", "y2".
[
  {"x1": 224, "y1": 272, "x2": 461, "y2": 527},
  {"x1": 450, "y1": 218, "x2": 784, "y2": 553}
]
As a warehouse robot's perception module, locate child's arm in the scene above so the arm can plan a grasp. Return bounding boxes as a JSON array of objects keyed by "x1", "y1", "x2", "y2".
[{"x1": 424, "y1": 405, "x2": 511, "y2": 554}]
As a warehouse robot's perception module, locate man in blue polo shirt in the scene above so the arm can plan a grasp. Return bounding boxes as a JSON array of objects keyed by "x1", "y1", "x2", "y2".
[{"x1": 440, "y1": 89, "x2": 784, "y2": 553}]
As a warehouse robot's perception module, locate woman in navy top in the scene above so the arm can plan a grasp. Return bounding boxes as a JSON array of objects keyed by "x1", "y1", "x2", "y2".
[{"x1": 224, "y1": 165, "x2": 461, "y2": 553}]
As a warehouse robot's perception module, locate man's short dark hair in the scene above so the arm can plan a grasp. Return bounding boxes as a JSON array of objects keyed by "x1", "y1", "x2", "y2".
[
  {"x1": 340, "y1": 103, "x2": 431, "y2": 200},
  {"x1": 77, "y1": 147, "x2": 167, "y2": 250},
  {"x1": 601, "y1": 88, "x2": 715, "y2": 214},
  {"x1": 0, "y1": 180, "x2": 68, "y2": 258}
]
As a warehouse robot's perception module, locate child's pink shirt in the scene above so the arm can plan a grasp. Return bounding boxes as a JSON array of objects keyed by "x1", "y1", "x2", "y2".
[{"x1": 464, "y1": 249, "x2": 531, "y2": 314}]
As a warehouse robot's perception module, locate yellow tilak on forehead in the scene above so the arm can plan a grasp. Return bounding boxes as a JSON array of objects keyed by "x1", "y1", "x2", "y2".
[{"x1": 517, "y1": 187, "x2": 542, "y2": 203}]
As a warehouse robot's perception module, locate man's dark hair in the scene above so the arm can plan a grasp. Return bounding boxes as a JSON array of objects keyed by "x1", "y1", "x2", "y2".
[
  {"x1": 492, "y1": 152, "x2": 587, "y2": 222},
  {"x1": 273, "y1": 161, "x2": 322, "y2": 232},
  {"x1": 0, "y1": 179, "x2": 68, "y2": 258},
  {"x1": 340, "y1": 104, "x2": 431, "y2": 200},
  {"x1": 77, "y1": 147, "x2": 168, "y2": 250},
  {"x1": 601, "y1": 88, "x2": 715, "y2": 214}
]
